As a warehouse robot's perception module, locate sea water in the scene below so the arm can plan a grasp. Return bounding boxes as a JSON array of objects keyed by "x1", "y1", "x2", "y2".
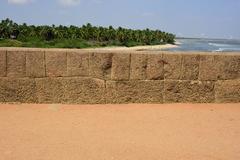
[{"x1": 166, "y1": 38, "x2": 240, "y2": 52}]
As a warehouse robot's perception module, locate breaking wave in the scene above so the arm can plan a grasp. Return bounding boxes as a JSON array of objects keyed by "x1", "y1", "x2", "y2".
[{"x1": 208, "y1": 43, "x2": 230, "y2": 47}]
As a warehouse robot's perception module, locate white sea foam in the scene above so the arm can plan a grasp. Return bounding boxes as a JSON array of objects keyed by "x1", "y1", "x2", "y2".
[
  {"x1": 214, "y1": 48, "x2": 224, "y2": 52},
  {"x1": 208, "y1": 43, "x2": 230, "y2": 47},
  {"x1": 214, "y1": 47, "x2": 240, "y2": 52}
]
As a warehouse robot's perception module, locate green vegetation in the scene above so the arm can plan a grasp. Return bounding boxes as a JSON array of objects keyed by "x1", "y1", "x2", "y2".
[{"x1": 0, "y1": 18, "x2": 175, "y2": 48}]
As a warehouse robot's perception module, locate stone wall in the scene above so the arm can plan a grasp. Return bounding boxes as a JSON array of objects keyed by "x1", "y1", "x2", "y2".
[{"x1": 0, "y1": 48, "x2": 239, "y2": 104}]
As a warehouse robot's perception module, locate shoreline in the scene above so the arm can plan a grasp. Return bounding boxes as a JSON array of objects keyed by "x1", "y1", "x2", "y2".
[
  {"x1": 0, "y1": 43, "x2": 178, "y2": 51},
  {"x1": 90, "y1": 43, "x2": 179, "y2": 51}
]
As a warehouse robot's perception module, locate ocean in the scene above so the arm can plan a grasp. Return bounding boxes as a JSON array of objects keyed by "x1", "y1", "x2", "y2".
[{"x1": 166, "y1": 38, "x2": 240, "y2": 52}]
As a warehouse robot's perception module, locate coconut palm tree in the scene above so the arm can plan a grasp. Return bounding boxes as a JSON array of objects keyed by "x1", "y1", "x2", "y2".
[{"x1": 0, "y1": 18, "x2": 175, "y2": 46}]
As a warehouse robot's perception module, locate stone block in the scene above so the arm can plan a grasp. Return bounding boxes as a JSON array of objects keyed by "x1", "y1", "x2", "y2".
[
  {"x1": 130, "y1": 53, "x2": 148, "y2": 80},
  {"x1": 181, "y1": 54, "x2": 200, "y2": 80},
  {"x1": 147, "y1": 53, "x2": 164, "y2": 80},
  {"x1": 199, "y1": 54, "x2": 240, "y2": 80},
  {"x1": 45, "y1": 51, "x2": 67, "y2": 77},
  {"x1": 163, "y1": 53, "x2": 182, "y2": 80},
  {"x1": 89, "y1": 52, "x2": 113, "y2": 80},
  {"x1": 215, "y1": 55, "x2": 240, "y2": 80},
  {"x1": 7, "y1": 51, "x2": 26, "y2": 77},
  {"x1": 36, "y1": 77, "x2": 105, "y2": 104},
  {"x1": 0, "y1": 78, "x2": 37, "y2": 103},
  {"x1": 64, "y1": 77, "x2": 105, "y2": 104},
  {"x1": 199, "y1": 55, "x2": 218, "y2": 80},
  {"x1": 26, "y1": 51, "x2": 45, "y2": 78},
  {"x1": 164, "y1": 80, "x2": 215, "y2": 103},
  {"x1": 35, "y1": 78, "x2": 66, "y2": 104},
  {"x1": 215, "y1": 80, "x2": 240, "y2": 103},
  {"x1": 67, "y1": 52, "x2": 89, "y2": 77},
  {"x1": 0, "y1": 50, "x2": 6, "y2": 77},
  {"x1": 111, "y1": 53, "x2": 130, "y2": 80},
  {"x1": 106, "y1": 80, "x2": 164, "y2": 104}
]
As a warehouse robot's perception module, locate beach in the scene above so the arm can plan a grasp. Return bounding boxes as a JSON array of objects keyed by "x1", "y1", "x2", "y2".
[{"x1": 90, "y1": 43, "x2": 178, "y2": 51}]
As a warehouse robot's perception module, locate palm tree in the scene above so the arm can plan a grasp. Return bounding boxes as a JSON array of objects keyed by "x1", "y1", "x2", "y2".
[{"x1": 0, "y1": 18, "x2": 176, "y2": 46}]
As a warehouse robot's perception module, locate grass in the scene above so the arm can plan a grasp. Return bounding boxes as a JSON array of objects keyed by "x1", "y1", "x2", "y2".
[
  {"x1": 0, "y1": 39, "x2": 23, "y2": 47},
  {"x1": 0, "y1": 38, "x2": 167, "y2": 49}
]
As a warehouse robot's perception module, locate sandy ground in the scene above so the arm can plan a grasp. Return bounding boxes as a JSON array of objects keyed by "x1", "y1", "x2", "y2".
[
  {"x1": 0, "y1": 43, "x2": 178, "y2": 52},
  {"x1": 0, "y1": 103, "x2": 240, "y2": 160},
  {"x1": 90, "y1": 44, "x2": 178, "y2": 51}
]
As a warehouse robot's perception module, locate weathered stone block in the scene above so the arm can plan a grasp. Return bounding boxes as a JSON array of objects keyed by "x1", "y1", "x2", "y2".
[
  {"x1": 215, "y1": 80, "x2": 240, "y2": 103},
  {"x1": 67, "y1": 52, "x2": 89, "y2": 77},
  {"x1": 0, "y1": 50, "x2": 6, "y2": 77},
  {"x1": 89, "y1": 52, "x2": 113, "y2": 80},
  {"x1": 147, "y1": 53, "x2": 164, "y2": 80},
  {"x1": 45, "y1": 51, "x2": 67, "y2": 77},
  {"x1": 199, "y1": 55, "x2": 218, "y2": 80},
  {"x1": 106, "y1": 80, "x2": 164, "y2": 104},
  {"x1": 111, "y1": 53, "x2": 130, "y2": 80},
  {"x1": 181, "y1": 54, "x2": 200, "y2": 80},
  {"x1": 164, "y1": 80, "x2": 215, "y2": 103},
  {"x1": 199, "y1": 54, "x2": 240, "y2": 80},
  {"x1": 0, "y1": 78, "x2": 37, "y2": 103},
  {"x1": 7, "y1": 51, "x2": 26, "y2": 77},
  {"x1": 26, "y1": 51, "x2": 45, "y2": 78},
  {"x1": 130, "y1": 53, "x2": 148, "y2": 80},
  {"x1": 64, "y1": 77, "x2": 105, "y2": 104},
  {"x1": 215, "y1": 55, "x2": 240, "y2": 80},
  {"x1": 35, "y1": 78, "x2": 66, "y2": 104},
  {"x1": 163, "y1": 53, "x2": 182, "y2": 80},
  {"x1": 36, "y1": 77, "x2": 105, "y2": 104}
]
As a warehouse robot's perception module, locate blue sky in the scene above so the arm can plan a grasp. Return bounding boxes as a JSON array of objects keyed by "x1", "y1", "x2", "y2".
[{"x1": 0, "y1": 0, "x2": 240, "y2": 39}]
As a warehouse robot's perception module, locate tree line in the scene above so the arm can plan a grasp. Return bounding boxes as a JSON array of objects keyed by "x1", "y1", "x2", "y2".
[{"x1": 0, "y1": 18, "x2": 175, "y2": 46}]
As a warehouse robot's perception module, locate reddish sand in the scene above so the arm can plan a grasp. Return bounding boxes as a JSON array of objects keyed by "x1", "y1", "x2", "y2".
[{"x1": 0, "y1": 103, "x2": 240, "y2": 160}]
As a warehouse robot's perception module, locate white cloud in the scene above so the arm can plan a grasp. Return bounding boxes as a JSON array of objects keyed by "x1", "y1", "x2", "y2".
[
  {"x1": 8, "y1": 0, "x2": 32, "y2": 5},
  {"x1": 58, "y1": 0, "x2": 81, "y2": 7}
]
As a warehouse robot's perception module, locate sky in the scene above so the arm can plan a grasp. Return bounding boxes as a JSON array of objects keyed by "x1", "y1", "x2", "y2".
[{"x1": 0, "y1": 0, "x2": 240, "y2": 39}]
